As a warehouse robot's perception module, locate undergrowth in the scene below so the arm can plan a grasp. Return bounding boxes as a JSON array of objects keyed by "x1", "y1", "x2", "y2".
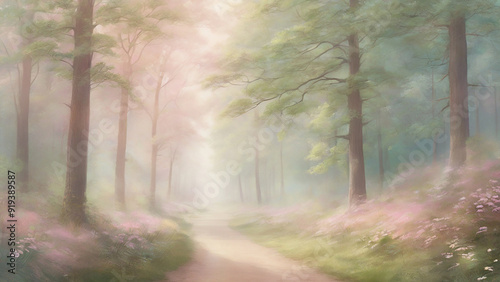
[{"x1": 231, "y1": 161, "x2": 500, "y2": 282}]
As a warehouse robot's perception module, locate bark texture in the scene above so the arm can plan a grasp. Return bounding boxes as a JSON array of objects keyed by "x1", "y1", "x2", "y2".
[
  {"x1": 347, "y1": 0, "x2": 367, "y2": 207},
  {"x1": 62, "y1": 0, "x2": 94, "y2": 225},
  {"x1": 448, "y1": 14, "x2": 469, "y2": 169}
]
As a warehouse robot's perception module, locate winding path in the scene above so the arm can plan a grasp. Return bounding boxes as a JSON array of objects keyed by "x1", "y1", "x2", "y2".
[{"x1": 165, "y1": 207, "x2": 338, "y2": 282}]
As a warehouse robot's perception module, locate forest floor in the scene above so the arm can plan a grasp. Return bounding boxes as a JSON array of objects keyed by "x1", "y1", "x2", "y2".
[
  {"x1": 228, "y1": 162, "x2": 500, "y2": 282},
  {"x1": 165, "y1": 206, "x2": 338, "y2": 282}
]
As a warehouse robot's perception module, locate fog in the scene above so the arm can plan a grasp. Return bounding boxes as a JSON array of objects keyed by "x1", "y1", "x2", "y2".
[{"x1": 1, "y1": 0, "x2": 500, "y2": 281}]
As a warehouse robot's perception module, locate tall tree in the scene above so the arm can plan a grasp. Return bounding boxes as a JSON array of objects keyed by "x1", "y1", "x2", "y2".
[
  {"x1": 143, "y1": 48, "x2": 192, "y2": 207},
  {"x1": 346, "y1": 0, "x2": 366, "y2": 205},
  {"x1": 398, "y1": 0, "x2": 498, "y2": 168},
  {"x1": 448, "y1": 11, "x2": 469, "y2": 168},
  {"x1": 62, "y1": 0, "x2": 94, "y2": 225},
  {"x1": 98, "y1": 0, "x2": 178, "y2": 208},
  {"x1": 210, "y1": 0, "x2": 397, "y2": 206},
  {"x1": 0, "y1": 1, "x2": 55, "y2": 191},
  {"x1": 16, "y1": 11, "x2": 34, "y2": 190}
]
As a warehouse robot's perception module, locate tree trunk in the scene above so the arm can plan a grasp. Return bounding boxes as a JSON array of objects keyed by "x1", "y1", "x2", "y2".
[
  {"x1": 62, "y1": 0, "x2": 94, "y2": 225},
  {"x1": 238, "y1": 174, "x2": 244, "y2": 203},
  {"x1": 149, "y1": 143, "x2": 158, "y2": 208},
  {"x1": 255, "y1": 148, "x2": 262, "y2": 205},
  {"x1": 476, "y1": 102, "x2": 480, "y2": 136},
  {"x1": 254, "y1": 111, "x2": 262, "y2": 205},
  {"x1": 167, "y1": 149, "x2": 176, "y2": 200},
  {"x1": 377, "y1": 110, "x2": 384, "y2": 191},
  {"x1": 431, "y1": 70, "x2": 438, "y2": 163},
  {"x1": 263, "y1": 158, "x2": 269, "y2": 203},
  {"x1": 279, "y1": 141, "x2": 285, "y2": 198},
  {"x1": 149, "y1": 65, "x2": 166, "y2": 208},
  {"x1": 448, "y1": 14, "x2": 469, "y2": 168},
  {"x1": 114, "y1": 84, "x2": 129, "y2": 208},
  {"x1": 495, "y1": 87, "x2": 498, "y2": 138},
  {"x1": 347, "y1": 0, "x2": 366, "y2": 207},
  {"x1": 16, "y1": 54, "x2": 32, "y2": 191},
  {"x1": 16, "y1": 11, "x2": 34, "y2": 191}
]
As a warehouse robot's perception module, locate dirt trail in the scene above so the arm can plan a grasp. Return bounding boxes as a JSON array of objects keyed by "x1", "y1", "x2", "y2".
[{"x1": 165, "y1": 207, "x2": 338, "y2": 282}]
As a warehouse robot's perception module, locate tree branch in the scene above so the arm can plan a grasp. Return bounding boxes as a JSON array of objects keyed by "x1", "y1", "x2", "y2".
[
  {"x1": 440, "y1": 102, "x2": 449, "y2": 113},
  {"x1": 30, "y1": 62, "x2": 39, "y2": 86},
  {"x1": 436, "y1": 96, "x2": 450, "y2": 102}
]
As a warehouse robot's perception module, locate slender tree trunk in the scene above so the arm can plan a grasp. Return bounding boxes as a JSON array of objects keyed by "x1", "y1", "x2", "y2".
[
  {"x1": 431, "y1": 70, "x2": 438, "y2": 163},
  {"x1": 263, "y1": 157, "x2": 268, "y2": 203},
  {"x1": 254, "y1": 111, "x2": 262, "y2": 205},
  {"x1": 238, "y1": 174, "x2": 244, "y2": 203},
  {"x1": 149, "y1": 143, "x2": 158, "y2": 208},
  {"x1": 495, "y1": 87, "x2": 498, "y2": 138},
  {"x1": 448, "y1": 14, "x2": 469, "y2": 168},
  {"x1": 476, "y1": 102, "x2": 480, "y2": 136},
  {"x1": 115, "y1": 79, "x2": 129, "y2": 208},
  {"x1": 16, "y1": 11, "x2": 34, "y2": 191},
  {"x1": 377, "y1": 110, "x2": 384, "y2": 191},
  {"x1": 279, "y1": 141, "x2": 285, "y2": 198},
  {"x1": 269, "y1": 160, "x2": 275, "y2": 202},
  {"x1": 255, "y1": 148, "x2": 262, "y2": 205},
  {"x1": 17, "y1": 54, "x2": 32, "y2": 191},
  {"x1": 385, "y1": 148, "x2": 389, "y2": 176},
  {"x1": 149, "y1": 66, "x2": 166, "y2": 208},
  {"x1": 167, "y1": 149, "x2": 176, "y2": 200},
  {"x1": 62, "y1": 0, "x2": 94, "y2": 225},
  {"x1": 347, "y1": 0, "x2": 366, "y2": 207}
]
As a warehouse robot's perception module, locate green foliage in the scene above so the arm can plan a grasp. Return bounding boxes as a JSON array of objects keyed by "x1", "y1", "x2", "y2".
[
  {"x1": 222, "y1": 98, "x2": 254, "y2": 117},
  {"x1": 232, "y1": 164, "x2": 500, "y2": 282},
  {"x1": 92, "y1": 33, "x2": 117, "y2": 56},
  {"x1": 232, "y1": 217, "x2": 434, "y2": 282},
  {"x1": 90, "y1": 62, "x2": 130, "y2": 90},
  {"x1": 70, "y1": 229, "x2": 192, "y2": 282}
]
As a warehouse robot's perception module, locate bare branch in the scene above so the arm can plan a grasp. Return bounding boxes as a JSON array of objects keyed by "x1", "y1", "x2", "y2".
[
  {"x1": 335, "y1": 134, "x2": 350, "y2": 140},
  {"x1": 59, "y1": 59, "x2": 73, "y2": 69},
  {"x1": 439, "y1": 73, "x2": 448, "y2": 82},
  {"x1": 30, "y1": 62, "x2": 39, "y2": 86},
  {"x1": 436, "y1": 96, "x2": 450, "y2": 102},
  {"x1": 363, "y1": 119, "x2": 373, "y2": 126},
  {"x1": 440, "y1": 102, "x2": 449, "y2": 113}
]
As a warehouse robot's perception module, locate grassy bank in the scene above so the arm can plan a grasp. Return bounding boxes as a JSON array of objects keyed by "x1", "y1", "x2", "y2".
[
  {"x1": 231, "y1": 162, "x2": 500, "y2": 282},
  {"x1": 0, "y1": 190, "x2": 193, "y2": 282}
]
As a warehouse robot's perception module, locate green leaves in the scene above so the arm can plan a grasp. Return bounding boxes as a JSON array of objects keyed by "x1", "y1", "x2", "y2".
[
  {"x1": 92, "y1": 33, "x2": 117, "y2": 56},
  {"x1": 90, "y1": 62, "x2": 130, "y2": 90},
  {"x1": 222, "y1": 98, "x2": 254, "y2": 117},
  {"x1": 307, "y1": 141, "x2": 329, "y2": 162},
  {"x1": 23, "y1": 40, "x2": 58, "y2": 60},
  {"x1": 307, "y1": 141, "x2": 348, "y2": 175}
]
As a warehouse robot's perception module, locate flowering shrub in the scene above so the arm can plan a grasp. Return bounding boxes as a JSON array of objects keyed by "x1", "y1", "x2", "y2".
[{"x1": 0, "y1": 205, "x2": 192, "y2": 281}]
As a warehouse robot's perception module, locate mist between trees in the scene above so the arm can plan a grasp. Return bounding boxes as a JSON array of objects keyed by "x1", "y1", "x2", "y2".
[{"x1": 1, "y1": 1, "x2": 500, "y2": 280}]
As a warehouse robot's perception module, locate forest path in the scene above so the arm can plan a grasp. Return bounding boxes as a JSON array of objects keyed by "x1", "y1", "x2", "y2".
[{"x1": 164, "y1": 206, "x2": 338, "y2": 282}]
